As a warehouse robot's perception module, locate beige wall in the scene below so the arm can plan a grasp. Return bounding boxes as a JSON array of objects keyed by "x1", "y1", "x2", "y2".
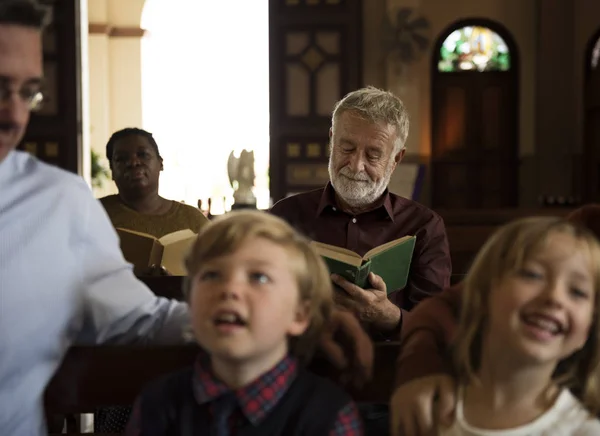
[
  {"x1": 364, "y1": 0, "x2": 537, "y2": 204},
  {"x1": 87, "y1": 0, "x2": 146, "y2": 197},
  {"x1": 364, "y1": 0, "x2": 536, "y2": 157}
]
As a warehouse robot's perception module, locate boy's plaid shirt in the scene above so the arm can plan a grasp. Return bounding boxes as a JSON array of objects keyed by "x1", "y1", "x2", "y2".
[
  {"x1": 127, "y1": 353, "x2": 363, "y2": 435},
  {"x1": 193, "y1": 353, "x2": 363, "y2": 435}
]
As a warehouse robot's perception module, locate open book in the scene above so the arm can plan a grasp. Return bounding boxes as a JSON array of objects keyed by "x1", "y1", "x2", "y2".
[
  {"x1": 311, "y1": 235, "x2": 416, "y2": 293},
  {"x1": 116, "y1": 228, "x2": 197, "y2": 276}
]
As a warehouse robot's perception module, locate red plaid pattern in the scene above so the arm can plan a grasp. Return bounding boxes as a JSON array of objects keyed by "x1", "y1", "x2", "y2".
[
  {"x1": 126, "y1": 353, "x2": 363, "y2": 435},
  {"x1": 330, "y1": 402, "x2": 363, "y2": 435},
  {"x1": 194, "y1": 353, "x2": 362, "y2": 435},
  {"x1": 192, "y1": 353, "x2": 298, "y2": 425}
]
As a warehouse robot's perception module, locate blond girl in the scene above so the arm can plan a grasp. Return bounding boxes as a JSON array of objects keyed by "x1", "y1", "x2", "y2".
[{"x1": 441, "y1": 217, "x2": 600, "y2": 435}]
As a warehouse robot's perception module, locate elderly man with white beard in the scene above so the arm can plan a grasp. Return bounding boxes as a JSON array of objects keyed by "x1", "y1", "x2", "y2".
[{"x1": 270, "y1": 86, "x2": 451, "y2": 339}]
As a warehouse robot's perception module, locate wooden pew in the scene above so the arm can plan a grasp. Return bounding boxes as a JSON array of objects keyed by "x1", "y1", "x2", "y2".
[
  {"x1": 140, "y1": 275, "x2": 184, "y2": 299},
  {"x1": 138, "y1": 207, "x2": 575, "y2": 290},
  {"x1": 137, "y1": 208, "x2": 576, "y2": 281},
  {"x1": 440, "y1": 208, "x2": 573, "y2": 275},
  {"x1": 45, "y1": 343, "x2": 399, "y2": 434}
]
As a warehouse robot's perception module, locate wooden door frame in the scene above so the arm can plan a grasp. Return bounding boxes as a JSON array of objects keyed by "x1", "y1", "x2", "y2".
[
  {"x1": 21, "y1": 0, "x2": 84, "y2": 175},
  {"x1": 268, "y1": 0, "x2": 363, "y2": 203},
  {"x1": 582, "y1": 28, "x2": 600, "y2": 203},
  {"x1": 583, "y1": 27, "x2": 600, "y2": 82},
  {"x1": 430, "y1": 18, "x2": 520, "y2": 208}
]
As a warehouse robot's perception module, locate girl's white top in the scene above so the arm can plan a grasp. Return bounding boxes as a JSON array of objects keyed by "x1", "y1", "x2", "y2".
[{"x1": 440, "y1": 388, "x2": 600, "y2": 436}]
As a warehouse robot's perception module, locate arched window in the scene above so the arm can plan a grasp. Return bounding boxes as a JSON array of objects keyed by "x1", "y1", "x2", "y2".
[
  {"x1": 431, "y1": 20, "x2": 518, "y2": 208},
  {"x1": 438, "y1": 25, "x2": 511, "y2": 72}
]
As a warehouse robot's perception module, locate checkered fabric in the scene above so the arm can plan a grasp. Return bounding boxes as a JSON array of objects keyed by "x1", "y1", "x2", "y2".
[{"x1": 126, "y1": 353, "x2": 362, "y2": 435}]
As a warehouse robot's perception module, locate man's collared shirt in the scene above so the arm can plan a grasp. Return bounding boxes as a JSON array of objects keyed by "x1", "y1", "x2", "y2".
[
  {"x1": 0, "y1": 151, "x2": 190, "y2": 436},
  {"x1": 126, "y1": 353, "x2": 363, "y2": 435},
  {"x1": 270, "y1": 183, "x2": 451, "y2": 312}
]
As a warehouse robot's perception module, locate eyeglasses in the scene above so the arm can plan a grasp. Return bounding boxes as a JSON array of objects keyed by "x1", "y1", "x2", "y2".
[{"x1": 0, "y1": 83, "x2": 45, "y2": 112}]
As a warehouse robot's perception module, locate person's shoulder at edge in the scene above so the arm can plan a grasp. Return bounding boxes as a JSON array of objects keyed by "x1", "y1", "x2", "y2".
[
  {"x1": 561, "y1": 390, "x2": 600, "y2": 435},
  {"x1": 11, "y1": 151, "x2": 94, "y2": 201},
  {"x1": 270, "y1": 186, "x2": 326, "y2": 215},
  {"x1": 175, "y1": 201, "x2": 210, "y2": 231},
  {"x1": 176, "y1": 200, "x2": 207, "y2": 217},
  {"x1": 386, "y1": 191, "x2": 445, "y2": 225},
  {"x1": 574, "y1": 418, "x2": 600, "y2": 435},
  {"x1": 299, "y1": 369, "x2": 363, "y2": 435}
]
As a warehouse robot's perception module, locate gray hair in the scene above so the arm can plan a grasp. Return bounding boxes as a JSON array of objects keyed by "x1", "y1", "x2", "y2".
[
  {"x1": 331, "y1": 86, "x2": 410, "y2": 153},
  {"x1": 0, "y1": 0, "x2": 49, "y2": 30}
]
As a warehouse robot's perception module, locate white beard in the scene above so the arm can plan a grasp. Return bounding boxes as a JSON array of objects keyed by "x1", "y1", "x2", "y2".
[{"x1": 328, "y1": 158, "x2": 394, "y2": 209}]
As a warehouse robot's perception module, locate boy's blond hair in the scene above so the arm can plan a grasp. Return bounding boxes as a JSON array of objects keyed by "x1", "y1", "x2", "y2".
[
  {"x1": 183, "y1": 210, "x2": 333, "y2": 363},
  {"x1": 454, "y1": 216, "x2": 600, "y2": 413}
]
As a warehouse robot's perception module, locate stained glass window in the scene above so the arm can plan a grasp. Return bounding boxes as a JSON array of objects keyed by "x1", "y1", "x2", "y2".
[{"x1": 438, "y1": 26, "x2": 511, "y2": 72}]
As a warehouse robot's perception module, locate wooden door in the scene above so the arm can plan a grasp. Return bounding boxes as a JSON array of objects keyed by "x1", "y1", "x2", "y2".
[
  {"x1": 431, "y1": 71, "x2": 518, "y2": 208},
  {"x1": 17, "y1": 0, "x2": 82, "y2": 174},
  {"x1": 268, "y1": 0, "x2": 362, "y2": 203}
]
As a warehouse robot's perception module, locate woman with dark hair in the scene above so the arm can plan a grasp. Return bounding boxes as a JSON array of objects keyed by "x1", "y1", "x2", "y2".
[
  {"x1": 96, "y1": 128, "x2": 209, "y2": 432},
  {"x1": 100, "y1": 127, "x2": 208, "y2": 238}
]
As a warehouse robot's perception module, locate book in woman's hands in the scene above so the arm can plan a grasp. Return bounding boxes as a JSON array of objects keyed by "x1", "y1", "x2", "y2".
[
  {"x1": 116, "y1": 228, "x2": 197, "y2": 276},
  {"x1": 311, "y1": 235, "x2": 416, "y2": 294}
]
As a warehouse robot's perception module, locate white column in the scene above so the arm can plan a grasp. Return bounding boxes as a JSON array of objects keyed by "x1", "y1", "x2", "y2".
[{"x1": 108, "y1": 36, "x2": 144, "y2": 132}]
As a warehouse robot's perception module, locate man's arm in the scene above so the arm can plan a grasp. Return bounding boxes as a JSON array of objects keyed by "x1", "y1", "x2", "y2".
[
  {"x1": 390, "y1": 284, "x2": 462, "y2": 436},
  {"x1": 391, "y1": 215, "x2": 451, "y2": 316},
  {"x1": 395, "y1": 283, "x2": 462, "y2": 386},
  {"x1": 76, "y1": 190, "x2": 190, "y2": 345}
]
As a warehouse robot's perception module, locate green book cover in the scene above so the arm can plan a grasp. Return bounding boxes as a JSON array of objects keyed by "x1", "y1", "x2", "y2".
[{"x1": 311, "y1": 236, "x2": 416, "y2": 293}]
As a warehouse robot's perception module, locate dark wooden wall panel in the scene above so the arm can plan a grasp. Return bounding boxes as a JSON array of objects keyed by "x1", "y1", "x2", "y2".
[
  {"x1": 18, "y1": 0, "x2": 82, "y2": 174},
  {"x1": 269, "y1": 0, "x2": 362, "y2": 202}
]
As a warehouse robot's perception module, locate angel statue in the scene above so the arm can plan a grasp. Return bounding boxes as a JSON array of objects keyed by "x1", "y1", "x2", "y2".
[{"x1": 227, "y1": 149, "x2": 256, "y2": 208}]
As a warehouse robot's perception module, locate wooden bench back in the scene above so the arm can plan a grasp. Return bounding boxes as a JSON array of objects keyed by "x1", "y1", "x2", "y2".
[
  {"x1": 442, "y1": 208, "x2": 572, "y2": 275},
  {"x1": 44, "y1": 342, "x2": 399, "y2": 415}
]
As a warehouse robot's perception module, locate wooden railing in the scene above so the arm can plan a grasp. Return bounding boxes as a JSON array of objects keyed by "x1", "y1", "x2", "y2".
[
  {"x1": 136, "y1": 209, "x2": 574, "y2": 291},
  {"x1": 441, "y1": 208, "x2": 573, "y2": 275},
  {"x1": 44, "y1": 343, "x2": 400, "y2": 434}
]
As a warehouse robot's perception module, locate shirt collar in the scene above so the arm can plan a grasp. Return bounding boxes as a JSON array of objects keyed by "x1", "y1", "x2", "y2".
[
  {"x1": 192, "y1": 352, "x2": 299, "y2": 426},
  {"x1": 316, "y1": 182, "x2": 395, "y2": 222}
]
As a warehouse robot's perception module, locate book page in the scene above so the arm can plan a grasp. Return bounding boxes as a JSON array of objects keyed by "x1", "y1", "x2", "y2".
[
  {"x1": 158, "y1": 229, "x2": 197, "y2": 245},
  {"x1": 363, "y1": 235, "x2": 414, "y2": 259},
  {"x1": 310, "y1": 241, "x2": 363, "y2": 267},
  {"x1": 116, "y1": 227, "x2": 157, "y2": 241}
]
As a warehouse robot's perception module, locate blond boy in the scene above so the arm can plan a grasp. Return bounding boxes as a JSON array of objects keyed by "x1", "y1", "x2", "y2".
[{"x1": 126, "y1": 211, "x2": 363, "y2": 435}]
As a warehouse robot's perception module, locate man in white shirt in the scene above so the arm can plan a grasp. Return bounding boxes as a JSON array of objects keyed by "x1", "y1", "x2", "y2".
[{"x1": 0, "y1": 1, "x2": 372, "y2": 434}]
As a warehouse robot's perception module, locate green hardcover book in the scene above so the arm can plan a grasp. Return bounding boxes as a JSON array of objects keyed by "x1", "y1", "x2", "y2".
[{"x1": 311, "y1": 235, "x2": 416, "y2": 294}]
